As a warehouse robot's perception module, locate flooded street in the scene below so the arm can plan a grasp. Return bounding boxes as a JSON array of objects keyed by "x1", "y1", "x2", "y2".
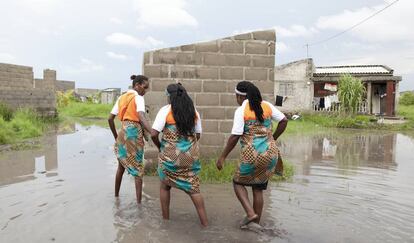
[{"x1": 1, "y1": 123, "x2": 414, "y2": 242}]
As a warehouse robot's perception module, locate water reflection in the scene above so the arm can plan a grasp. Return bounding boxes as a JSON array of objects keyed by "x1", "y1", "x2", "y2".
[
  {"x1": 279, "y1": 132, "x2": 398, "y2": 175},
  {"x1": 0, "y1": 123, "x2": 75, "y2": 186}
]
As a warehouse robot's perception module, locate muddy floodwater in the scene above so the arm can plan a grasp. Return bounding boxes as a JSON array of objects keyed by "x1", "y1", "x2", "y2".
[{"x1": 1, "y1": 122, "x2": 414, "y2": 243}]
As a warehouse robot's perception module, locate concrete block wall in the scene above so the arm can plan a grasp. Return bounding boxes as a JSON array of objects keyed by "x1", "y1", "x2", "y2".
[
  {"x1": 274, "y1": 58, "x2": 314, "y2": 112},
  {"x1": 56, "y1": 80, "x2": 75, "y2": 92},
  {"x1": 0, "y1": 63, "x2": 58, "y2": 117},
  {"x1": 142, "y1": 30, "x2": 276, "y2": 159}
]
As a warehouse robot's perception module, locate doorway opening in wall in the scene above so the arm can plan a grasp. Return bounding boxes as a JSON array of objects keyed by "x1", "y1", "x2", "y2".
[{"x1": 372, "y1": 83, "x2": 387, "y2": 115}]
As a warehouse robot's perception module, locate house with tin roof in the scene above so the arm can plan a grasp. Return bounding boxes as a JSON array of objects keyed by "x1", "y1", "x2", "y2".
[{"x1": 274, "y1": 59, "x2": 402, "y2": 116}]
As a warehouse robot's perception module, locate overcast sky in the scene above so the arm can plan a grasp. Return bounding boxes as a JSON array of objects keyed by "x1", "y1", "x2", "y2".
[{"x1": 0, "y1": 0, "x2": 412, "y2": 91}]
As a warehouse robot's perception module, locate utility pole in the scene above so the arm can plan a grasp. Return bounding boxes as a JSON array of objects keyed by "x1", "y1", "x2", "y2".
[{"x1": 305, "y1": 43, "x2": 309, "y2": 58}]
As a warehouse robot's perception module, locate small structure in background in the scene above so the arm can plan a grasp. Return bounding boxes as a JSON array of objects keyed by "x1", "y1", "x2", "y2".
[
  {"x1": 74, "y1": 88, "x2": 100, "y2": 103},
  {"x1": 274, "y1": 59, "x2": 402, "y2": 116},
  {"x1": 101, "y1": 88, "x2": 121, "y2": 104}
]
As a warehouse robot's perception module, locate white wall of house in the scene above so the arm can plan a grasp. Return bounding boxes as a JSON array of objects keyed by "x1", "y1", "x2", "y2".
[{"x1": 274, "y1": 58, "x2": 314, "y2": 112}]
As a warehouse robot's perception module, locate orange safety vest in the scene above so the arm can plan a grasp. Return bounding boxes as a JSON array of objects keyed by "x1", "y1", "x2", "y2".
[{"x1": 118, "y1": 92, "x2": 140, "y2": 122}]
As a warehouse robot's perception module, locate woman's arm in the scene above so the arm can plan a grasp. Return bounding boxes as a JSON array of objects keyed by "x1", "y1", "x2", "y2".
[
  {"x1": 216, "y1": 135, "x2": 241, "y2": 170},
  {"x1": 151, "y1": 129, "x2": 161, "y2": 151},
  {"x1": 196, "y1": 133, "x2": 201, "y2": 141},
  {"x1": 138, "y1": 111, "x2": 152, "y2": 133},
  {"x1": 108, "y1": 114, "x2": 117, "y2": 140},
  {"x1": 273, "y1": 117, "x2": 288, "y2": 141}
]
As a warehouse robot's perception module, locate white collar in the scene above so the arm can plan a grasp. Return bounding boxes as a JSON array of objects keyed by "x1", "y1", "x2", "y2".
[{"x1": 127, "y1": 89, "x2": 139, "y2": 96}]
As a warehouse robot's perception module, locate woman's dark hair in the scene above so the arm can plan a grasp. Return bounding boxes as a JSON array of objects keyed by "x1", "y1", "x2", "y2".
[
  {"x1": 167, "y1": 83, "x2": 196, "y2": 136},
  {"x1": 131, "y1": 75, "x2": 148, "y2": 87},
  {"x1": 236, "y1": 81, "x2": 264, "y2": 123}
]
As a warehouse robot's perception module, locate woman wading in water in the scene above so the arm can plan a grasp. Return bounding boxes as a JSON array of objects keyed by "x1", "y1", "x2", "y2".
[
  {"x1": 216, "y1": 81, "x2": 287, "y2": 227},
  {"x1": 108, "y1": 75, "x2": 152, "y2": 204},
  {"x1": 151, "y1": 83, "x2": 208, "y2": 227}
]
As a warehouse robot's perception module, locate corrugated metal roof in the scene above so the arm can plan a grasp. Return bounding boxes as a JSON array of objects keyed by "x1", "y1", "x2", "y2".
[
  {"x1": 314, "y1": 65, "x2": 393, "y2": 75},
  {"x1": 102, "y1": 88, "x2": 120, "y2": 92}
]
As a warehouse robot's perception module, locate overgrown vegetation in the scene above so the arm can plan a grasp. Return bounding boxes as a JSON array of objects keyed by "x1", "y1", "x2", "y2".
[
  {"x1": 338, "y1": 74, "x2": 366, "y2": 114},
  {"x1": 399, "y1": 92, "x2": 414, "y2": 106},
  {"x1": 57, "y1": 90, "x2": 112, "y2": 119},
  {"x1": 0, "y1": 104, "x2": 55, "y2": 145}
]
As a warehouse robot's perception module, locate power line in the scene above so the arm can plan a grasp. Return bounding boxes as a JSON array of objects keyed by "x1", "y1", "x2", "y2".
[{"x1": 306, "y1": 0, "x2": 400, "y2": 49}]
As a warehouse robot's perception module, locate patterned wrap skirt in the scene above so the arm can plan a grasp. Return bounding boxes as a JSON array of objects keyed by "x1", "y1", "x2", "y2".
[
  {"x1": 233, "y1": 118, "x2": 279, "y2": 188},
  {"x1": 114, "y1": 120, "x2": 145, "y2": 177},
  {"x1": 157, "y1": 124, "x2": 201, "y2": 194}
]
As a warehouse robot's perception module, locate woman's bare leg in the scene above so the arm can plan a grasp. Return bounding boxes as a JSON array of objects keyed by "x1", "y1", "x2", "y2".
[
  {"x1": 189, "y1": 193, "x2": 208, "y2": 227},
  {"x1": 233, "y1": 183, "x2": 257, "y2": 220},
  {"x1": 160, "y1": 182, "x2": 171, "y2": 219},
  {"x1": 252, "y1": 188, "x2": 264, "y2": 224},
  {"x1": 135, "y1": 177, "x2": 143, "y2": 204},
  {"x1": 115, "y1": 163, "x2": 125, "y2": 197}
]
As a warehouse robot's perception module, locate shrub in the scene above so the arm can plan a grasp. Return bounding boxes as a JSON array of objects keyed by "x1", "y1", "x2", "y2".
[
  {"x1": 338, "y1": 74, "x2": 366, "y2": 114},
  {"x1": 0, "y1": 102, "x2": 14, "y2": 121},
  {"x1": 399, "y1": 92, "x2": 414, "y2": 106}
]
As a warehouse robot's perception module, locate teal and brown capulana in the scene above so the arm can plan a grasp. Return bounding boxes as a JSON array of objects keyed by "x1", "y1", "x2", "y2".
[
  {"x1": 158, "y1": 123, "x2": 201, "y2": 194},
  {"x1": 114, "y1": 120, "x2": 145, "y2": 177}
]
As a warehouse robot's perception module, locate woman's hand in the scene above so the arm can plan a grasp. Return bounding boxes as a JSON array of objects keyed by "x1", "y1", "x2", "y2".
[{"x1": 216, "y1": 157, "x2": 225, "y2": 171}]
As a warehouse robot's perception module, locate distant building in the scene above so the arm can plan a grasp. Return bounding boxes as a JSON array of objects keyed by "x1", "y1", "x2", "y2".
[
  {"x1": 74, "y1": 88, "x2": 100, "y2": 103},
  {"x1": 275, "y1": 59, "x2": 402, "y2": 116},
  {"x1": 101, "y1": 88, "x2": 121, "y2": 104}
]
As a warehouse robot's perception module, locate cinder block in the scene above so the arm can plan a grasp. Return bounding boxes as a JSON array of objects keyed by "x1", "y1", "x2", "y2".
[
  {"x1": 198, "y1": 107, "x2": 226, "y2": 119},
  {"x1": 177, "y1": 53, "x2": 203, "y2": 65},
  {"x1": 199, "y1": 145, "x2": 222, "y2": 158},
  {"x1": 195, "y1": 41, "x2": 219, "y2": 53},
  {"x1": 197, "y1": 67, "x2": 219, "y2": 79},
  {"x1": 178, "y1": 80, "x2": 202, "y2": 92},
  {"x1": 220, "y1": 94, "x2": 237, "y2": 106},
  {"x1": 203, "y1": 81, "x2": 227, "y2": 93},
  {"x1": 199, "y1": 133, "x2": 225, "y2": 146},
  {"x1": 245, "y1": 68, "x2": 268, "y2": 80},
  {"x1": 251, "y1": 56, "x2": 274, "y2": 68},
  {"x1": 153, "y1": 52, "x2": 177, "y2": 64},
  {"x1": 220, "y1": 67, "x2": 243, "y2": 80},
  {"x1": 220, "y1": 40, "x2": 244, "y2": 54},
  {"x1": 181, "y1": 44, "x2": 195, "y2": 52},
  {"x1": 268, "y1": 69, "x2": 274, "y2": 81},
  {"x1": 196, "y1": 93, "x2": 220, "y2": 106},
  {"x1": 170, "y1": 66, "x2": 197, "y2": 79},
  {"x1": 226, "y1": 107, "x2": 237, "y2": 119},
  {"x1": 203, "y1": 53, "x2": 226, "y2": 66},
  {"x1": 225, "y1": 55, "x2": 250, "y2": 67},
  {"x1": 144, "y1": 65, "x2": 169, "y2": 78},
  {"x1": 143, "y1": 52, "x2": 150, "y2": 64},
  {"x1": 201, "y1": 120, "x2": 219, "y2": 133},
  {"x1": 219, "y1": 121, "x2": 233, "y2": 133},
  {"x1": 151, "y1": 79, "x2": 175, "y2": 91},
  {"x1": 146, "y1": 91, "x2": 168, "y2": 105},
  {"x1": 233, "y1": 33, "x2": 252, "y2": 40},
  {"x1": 252, "y1": 30, "x2": 276, "y2": 41},
  {"x1": 269, "y1": 42, "x2": 275, "y2": 55},
  {"x1": 245, "y1": 42, "x2": 268, "y2": 54}
]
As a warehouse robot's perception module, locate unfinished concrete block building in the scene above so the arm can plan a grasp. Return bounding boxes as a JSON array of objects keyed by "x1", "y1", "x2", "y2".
[{"x1": 142, "y1": 29, "x2": 276, "y2": 159}]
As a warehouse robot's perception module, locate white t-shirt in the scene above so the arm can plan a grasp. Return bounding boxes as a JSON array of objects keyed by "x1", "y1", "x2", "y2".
[
  {"x1": 110, "y1": 90, "x2": 146, "y2": 115},
  {"x1": 152, "y1": 105, "x2": 202, "y2": 134},
  {"x1": 231, "y1": 100, "x2": 285, "y2": 135}
]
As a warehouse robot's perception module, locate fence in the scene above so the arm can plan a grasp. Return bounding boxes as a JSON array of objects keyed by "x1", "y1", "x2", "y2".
[{"x1": 313, "y1": 100, "x2": 368, "y2": 114}]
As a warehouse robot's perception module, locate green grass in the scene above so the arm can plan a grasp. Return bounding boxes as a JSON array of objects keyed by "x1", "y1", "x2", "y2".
[
  {"x1": 0, "y1": 108, "x2": 56, "y2": 145},
  {"x1": 199, "y1": 159, "x2": 294, "y2": 183},
  {"x1": 58, "y1": 101, "x2": 112, "y2": 119}
]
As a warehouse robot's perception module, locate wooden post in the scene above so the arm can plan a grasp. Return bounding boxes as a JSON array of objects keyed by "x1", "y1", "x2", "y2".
[{"x1": 367, "y1": 82, "x2": 372, "y2": 114}]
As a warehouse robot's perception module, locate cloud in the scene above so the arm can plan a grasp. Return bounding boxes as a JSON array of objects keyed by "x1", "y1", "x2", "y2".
[
  {"x1": 0, "y1": 53, "x2": 17, "y2": 63},
  {"x1": 17, "y1": 0, "x2": 60, "y2": 14},
  {"x1": 133, "y1": 0, "x2": 198, "y2": 29},
  {"x1": 63, "y1": 58, "x2": 104, "y2": 74},
  {"x1": 106, "y1": 51, "x2": 129, "y2": 61},
  {"x1": 109, "y1": 17, "x2": 123, "y2": 25},
  {"x1": 276, "y1": 42, "x2": 289, "y2": 53},
  {"x1": 315, "y1": 0, "x2": 414, "y2": 42},
  {"x1": 274, "y1": 25, "x2": 317, "y2": 38},
  {"x1": 105, "y1": 32, "x2": 164, "y2": 48}
]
